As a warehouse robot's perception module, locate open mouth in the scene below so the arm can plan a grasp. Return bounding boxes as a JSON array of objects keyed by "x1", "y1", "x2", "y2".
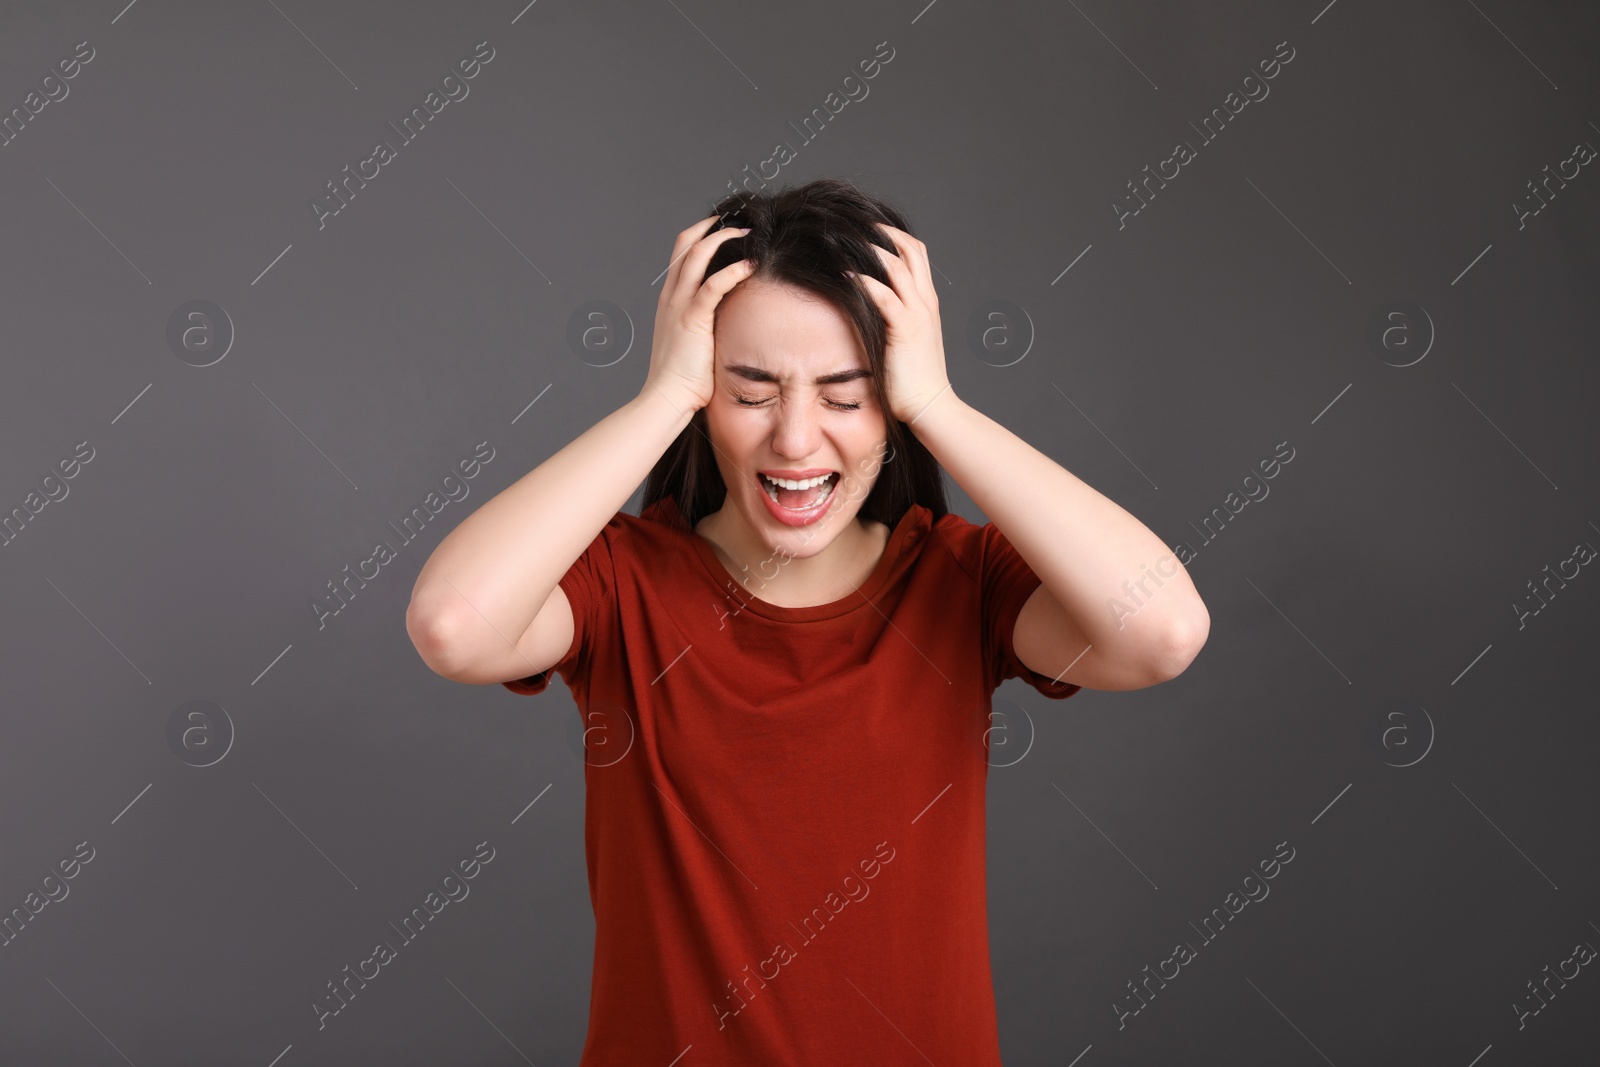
[{"x1": 759, "y1": 471, "x2": 840, "y2": 511}]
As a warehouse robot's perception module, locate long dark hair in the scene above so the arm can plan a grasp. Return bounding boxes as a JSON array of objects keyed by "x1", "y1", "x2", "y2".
[{"x1": 641, "y1": 178, "x2": 949, "y2": 533}]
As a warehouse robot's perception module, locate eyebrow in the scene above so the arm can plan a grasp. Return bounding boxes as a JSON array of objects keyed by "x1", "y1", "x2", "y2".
[{"x1": 725, "y1": 364, "x2": 873, "y2": 386}]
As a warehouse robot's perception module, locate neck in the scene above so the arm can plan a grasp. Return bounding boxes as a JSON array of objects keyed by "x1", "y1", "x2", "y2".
[{"x1": 697, "y1": 508, "x2": 888, "y2": 609}]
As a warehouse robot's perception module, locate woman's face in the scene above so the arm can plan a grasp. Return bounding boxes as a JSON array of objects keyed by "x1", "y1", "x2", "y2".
[{"x1": 705, "y1": 278, "x2": 889, "y2": 560}]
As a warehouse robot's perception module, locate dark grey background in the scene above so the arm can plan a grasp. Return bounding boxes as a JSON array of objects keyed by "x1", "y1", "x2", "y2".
[{"x1": 2, "y1": 1, "x2": 1598, "y2": 1064}]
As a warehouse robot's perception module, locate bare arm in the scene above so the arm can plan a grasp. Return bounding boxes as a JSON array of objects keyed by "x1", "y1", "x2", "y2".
[
  {"x1": 911, "y1": 394, "x2": 1209, "y2": 690},
  {"x1": 406, "y1": 215, "x2": 755, "y2": 684},
  {"x1": 854, "y1": 222, "x2": 1209, "y2": 691},
  {"x1": 406, "y1": 389, "x2": 696, "y2": 683}
]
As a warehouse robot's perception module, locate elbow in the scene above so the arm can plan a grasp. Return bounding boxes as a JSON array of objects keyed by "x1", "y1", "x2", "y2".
[
  {"x1": 1148, "y1": 606, "x2": 1210, "y2": 683},
  {"x1": 406, "y1": 598, "x2": 469, "y2": 681}
]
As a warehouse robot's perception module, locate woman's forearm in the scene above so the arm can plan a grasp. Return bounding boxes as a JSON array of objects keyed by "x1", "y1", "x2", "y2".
[
  {"x1": 908, "y1": 391, "x2": 1207, "y2": 672},
  {"x1": 407, "y1": 386, "x2": 694, "y2": 669}
]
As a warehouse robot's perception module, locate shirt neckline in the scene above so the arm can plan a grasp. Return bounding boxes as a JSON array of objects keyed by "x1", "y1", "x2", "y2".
[{"x1": 683, "y1": 502, "x2": 927, "y2": 623}]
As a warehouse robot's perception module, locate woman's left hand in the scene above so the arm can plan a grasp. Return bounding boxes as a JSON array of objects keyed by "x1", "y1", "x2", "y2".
[{"x1": 854, "y1": 222, "x2": 955, "y2": 424}]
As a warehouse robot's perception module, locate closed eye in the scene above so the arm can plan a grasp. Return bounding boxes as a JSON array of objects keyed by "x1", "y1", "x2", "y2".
[{"x1": 734, "y1": 394, "x2": 862, "y2": 411}]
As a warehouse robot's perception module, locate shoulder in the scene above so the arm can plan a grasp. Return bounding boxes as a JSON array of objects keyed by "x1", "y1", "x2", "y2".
[
  {"x1": 924, "y1": 510, "x2": 987, "y2": 585},
  {"x1": 594, "y1": 498, "x2": 702, "y2": 566},
  {"x1": 552, "y1": 503, "x2": 688, "y2": 572}
]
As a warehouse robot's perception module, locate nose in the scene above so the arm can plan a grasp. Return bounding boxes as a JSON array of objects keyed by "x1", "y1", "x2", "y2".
[{"x1": 768, "y1": 393, "x2": 823, "y2": 460}]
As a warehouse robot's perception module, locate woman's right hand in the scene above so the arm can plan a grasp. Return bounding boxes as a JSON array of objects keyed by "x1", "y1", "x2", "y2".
[{"x1": 639, "y1": 214, "x2": 756, "y2": 413}]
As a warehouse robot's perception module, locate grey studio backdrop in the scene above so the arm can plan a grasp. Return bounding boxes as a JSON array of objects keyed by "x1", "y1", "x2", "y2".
[{"x1": 2, "y1": 0, "x2": 1598, "y2": 1064}]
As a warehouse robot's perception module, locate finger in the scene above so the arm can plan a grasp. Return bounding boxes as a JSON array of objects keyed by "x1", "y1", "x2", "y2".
[
  {"x1": 687, "y1": 256, "x2": 757, "y2": 319},
  {"x1": 661, "y1": 214, "x2": 725, "y2": 295},
  {"x1": 905, "y1": 234, "x2": 937, "y2": 309},
  {"x1": 874, "y1": 222, "x2": 937, "y2": 310},
  {"x1": 669, "y1": 225, "x2": 750, "y2": 309},
  {"x1": 851, "y1": 268, "x2": 903, "y2": 323},
  {"x1": 670, "y1": 213, "x2": 722, "y2": 261},
  {"x1": 866, "y1": 240, "x2": 919, "y2": 309},
  {"x1": 877, "y1": 223, "x2": 936, "y2": 308}
]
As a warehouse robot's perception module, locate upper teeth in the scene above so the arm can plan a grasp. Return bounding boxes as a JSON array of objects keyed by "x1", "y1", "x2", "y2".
[{"x1": 762, "y1": 473, "x2": 832, "y2": 490}]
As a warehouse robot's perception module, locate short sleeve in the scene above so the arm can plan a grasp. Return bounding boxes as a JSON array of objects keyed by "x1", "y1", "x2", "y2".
[
  {"x1": 501, "y1": 516, "x2": 620, "y2": 697},
  {"x1": 981, "y1": 521, "x2": 1083, "y2": 700}
]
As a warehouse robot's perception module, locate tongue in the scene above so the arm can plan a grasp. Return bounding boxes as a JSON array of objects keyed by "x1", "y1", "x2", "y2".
[{"x1": 775, "y1": 478, "x2": 827, "y2": 509}]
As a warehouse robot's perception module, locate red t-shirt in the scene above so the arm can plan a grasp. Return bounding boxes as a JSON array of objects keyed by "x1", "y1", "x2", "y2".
[{"x1": 503, "y1": 496, "x2": 1081, "y2": 1064}]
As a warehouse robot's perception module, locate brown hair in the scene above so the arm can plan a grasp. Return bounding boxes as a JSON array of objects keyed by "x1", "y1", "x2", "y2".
[{"x1": 641, "y1": 177, "x2": 949, "y2": 531}]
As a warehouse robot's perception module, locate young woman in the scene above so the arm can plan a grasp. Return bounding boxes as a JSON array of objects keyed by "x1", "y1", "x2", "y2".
[{"x1": 406, "y1": 179, "x2": 1209, "y2": 1064}]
